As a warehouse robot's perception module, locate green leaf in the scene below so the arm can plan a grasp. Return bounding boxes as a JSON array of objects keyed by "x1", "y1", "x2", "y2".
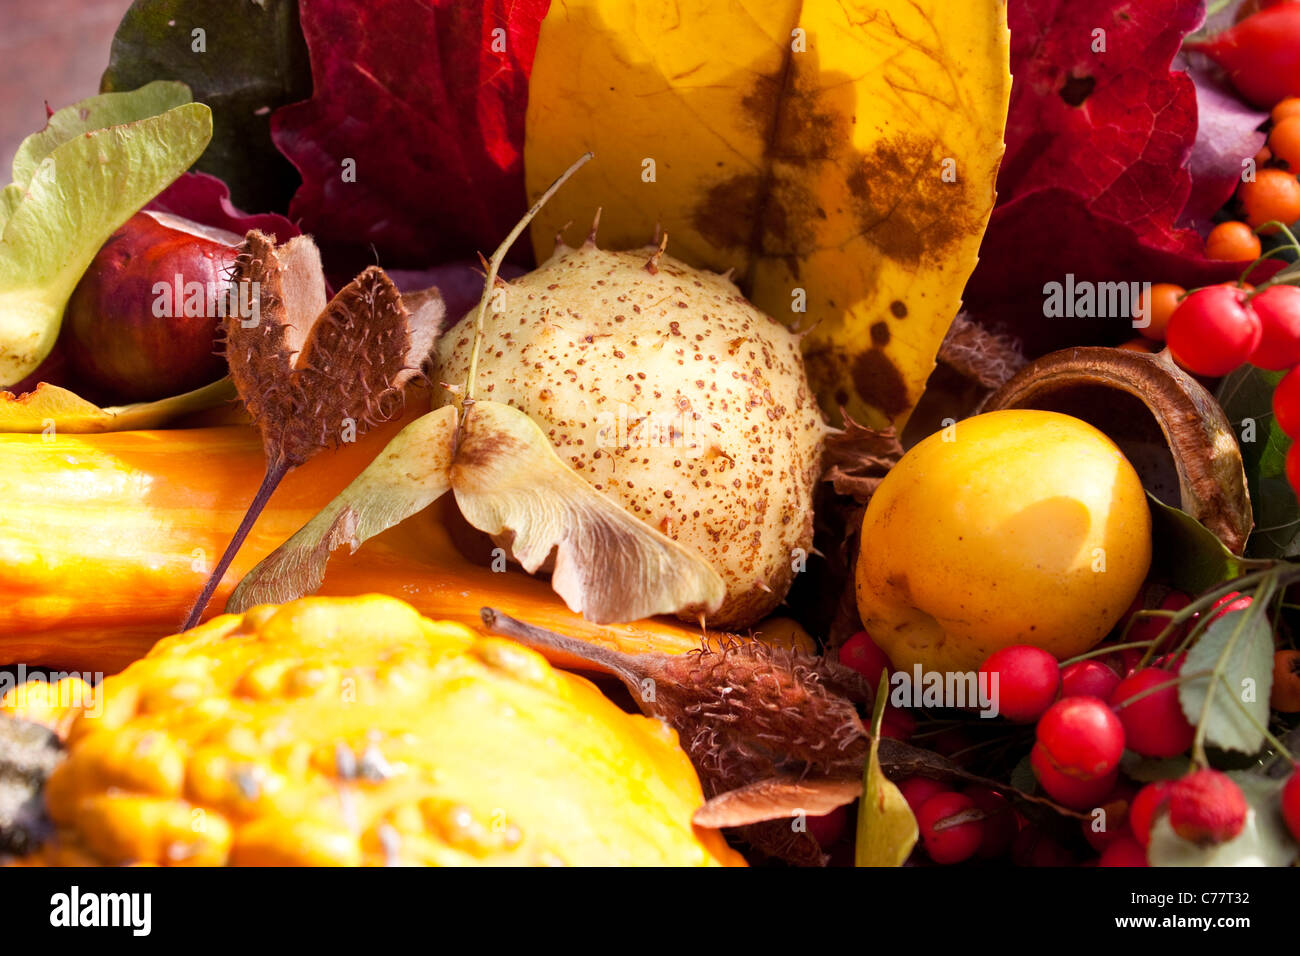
[
  {"x1": 10, "y1": 81, "x2": 192, "y2": 191},
  {"x1": 0, "y1": 379, "x2": 235, "y2": 433},
  {"x1": 1147, "y1": 495, "x2": 1271, "y2": 594},
  {"x1": 1148, "y1": 773, "x2": 1298, "y2": 867},
  {"x1": 1216, "y1": 365, "x2": 1300, "y2": 558},
  {"x1": 1179, "y1": 609, "x2": 1275, "y2": 754},
  {"x1": 0, "y1": 96, "x2": 212, "y2": 385},
  {"x1": 1118, "y1": 751, "x2": 1188, "y2": 782},
  {"x1": 855, "y1": 675, "x2": 918, "y2": 867},
  {"x1": 101, "y1": 0, "x2": 311, "y2": 212}
]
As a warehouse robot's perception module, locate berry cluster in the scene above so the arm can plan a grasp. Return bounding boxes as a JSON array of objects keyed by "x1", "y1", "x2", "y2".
[{"x1": 833, "y1": 593, "x2": 1300, "y2": 865}]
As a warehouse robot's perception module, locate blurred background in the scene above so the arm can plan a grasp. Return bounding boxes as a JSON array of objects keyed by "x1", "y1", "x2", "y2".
[{"x1": 1, "y1": 1, "x2": 133, "y2": 164}]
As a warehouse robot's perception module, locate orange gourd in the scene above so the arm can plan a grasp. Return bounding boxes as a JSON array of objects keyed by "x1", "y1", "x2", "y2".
[
  {"x1": 0, "y1": 405, "x2": 807, "y2": 673},
  {"x1": 21, "y1": 595, "x2": 744, "y2": 866}
]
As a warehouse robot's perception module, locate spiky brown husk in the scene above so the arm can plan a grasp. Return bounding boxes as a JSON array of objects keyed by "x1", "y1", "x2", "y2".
[
  {"x1": 225, "y1": 231, "x2": 437, "y2": 468},
  {"x1": 480, "y1": 608, "x2": 869, "y2": 865}
]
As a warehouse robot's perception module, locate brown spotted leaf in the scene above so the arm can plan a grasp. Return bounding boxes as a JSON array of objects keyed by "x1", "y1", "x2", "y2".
[{"x1": 524, "y1": 0, "x2": 1011, "y2": 428}]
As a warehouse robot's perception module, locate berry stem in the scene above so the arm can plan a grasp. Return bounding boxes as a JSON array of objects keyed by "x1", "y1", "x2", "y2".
[
  {"x1": 1241, "y1": 221, "x2": 1300, "y2": 293},
  {"x1": 1058, "y1": 640, "x2": 1157, "y2": 668},
  {"x1": 462, "y1": 152, "x2": 593, "y2": 407}
]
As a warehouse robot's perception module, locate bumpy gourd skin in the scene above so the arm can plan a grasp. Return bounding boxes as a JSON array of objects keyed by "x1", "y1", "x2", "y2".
[
  {"x1": 435, "y1": 243, "x2": 829, "y2": 628},
  {"x1": 23, "y1": 595, "x2": 742, "y2": 867}
]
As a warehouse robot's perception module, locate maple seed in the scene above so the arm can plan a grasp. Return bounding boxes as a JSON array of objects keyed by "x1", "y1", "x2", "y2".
[{"x1": 182, "y1": 231, "x2": 438, "y2": 629}]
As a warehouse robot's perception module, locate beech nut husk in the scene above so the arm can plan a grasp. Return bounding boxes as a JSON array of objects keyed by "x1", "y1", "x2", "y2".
[{"x1": 983, "y1": 347, "x2": 1252, "y2": 554}]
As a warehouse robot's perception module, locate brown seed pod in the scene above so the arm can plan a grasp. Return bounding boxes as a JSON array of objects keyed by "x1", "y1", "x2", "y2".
[
  {"x1": 184, "y1": 232, "x2": 441, "y2": 628},
  {"x1": 983, "y1": 347, "x2": 1253, "y2": 553},
  {"x1": 480, "y1": 607, "x2": 870, "y2": 865}
]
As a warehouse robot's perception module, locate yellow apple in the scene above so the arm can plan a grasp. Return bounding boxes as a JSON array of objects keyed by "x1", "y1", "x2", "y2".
[{"x1": 855, "y1": 409, "x2": 1151, "y2": 674}]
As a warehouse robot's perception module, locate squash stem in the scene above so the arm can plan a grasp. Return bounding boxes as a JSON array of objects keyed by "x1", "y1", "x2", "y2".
[
  {"x1": 479, "y1": 607, "x2": 646, "y2": 690},
  {"x1": 182, "y1": 460, "x2": 290, "y2": 631}
]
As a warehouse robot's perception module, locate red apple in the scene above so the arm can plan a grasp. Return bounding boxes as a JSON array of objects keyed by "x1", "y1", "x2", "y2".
[{"x1": 60, "y1": 211, "x2": 241, "y2": 403}]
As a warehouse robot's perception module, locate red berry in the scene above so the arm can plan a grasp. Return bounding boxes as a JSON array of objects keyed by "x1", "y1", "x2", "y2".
[
  {"x1": 880, "y1": 705, "x2": 915, "y2": 742},
  {"x1": 897, "y1": 776, "x2": 948, "y2": 815},
  {"x1": 1031, "y1": 743, "x2": 1119, "y2": 809},
  {"x1": 965, "y1": 785, "x2": 1019, "y2": 859},
  {"x1": 806, "y1": 805, "x2": 849, "y2": 847},
  {"x1": 916, "y1": 792, "x2": 984, "y2": 865},
  {"x1": 1036, "y1": 697, "x2": 1126, "y2": 779},
  {"x1": 1060, "y1": 660, "x2": 1122, "y2": 700},
  {"x1": 1130, "y1": 781, "x2": 1174, "y2": 848},
  {"x1": 1166, "y1": 285, "x2": 1261, "y2": 376},
  {"x1": 1110, "y1": 668, "x2": 1196, "y2": 758},
  {"x1": 1098, "y1": 835, "x2": 1148, "y2": 867},
  {"x1": 1168, "y1": 769, "x2": 1249, "y2": 845},
  {"x1": 1281, "y1": 769, "x2": 1300, "y2": 842},
  {"x1": 1249, "y1": 285, "x2": 1300, "y2": 370},
  {"x1": 979, "y1": 645, "x2": 1061, "y2": 722},
  {"x1": 1274, "y1": 366, "x2": 1300, "y2": 438},
  {"x1": 1103, "y1": 646, "x2": 1145, "y2": 679},
  {"x1": 1011, "y1": 825, "x2": 1075, "y2": 867},
  {"x1": 1209, "y1": 591, "x2": 1253, "y2": 622},
  {"x1": 839, "y1": 630, "x2": 890, "y2": 686},
  {"x1": 1081, "y1": 780, "x2": 1137, "y2": 852}
]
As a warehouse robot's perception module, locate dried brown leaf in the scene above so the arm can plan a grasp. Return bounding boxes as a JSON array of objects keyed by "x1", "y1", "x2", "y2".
[
  {"x1": 693, "y1": 773, "x2": 862, "y2": 828},
  {"x1": 822, "y1": 410, "x2": 903, "y2": 503}
]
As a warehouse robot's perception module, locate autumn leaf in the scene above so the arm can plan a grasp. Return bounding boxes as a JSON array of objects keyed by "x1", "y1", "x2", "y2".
[
  {"x1": 146, "y1": 171, "x2": 301, "y2": 244},
  {"x1": 102, "y1": 0, "x2": 312, "y2": 212},
  {"x1": 523, "y1": 0, "x2": 1011, "y2": 428},
  {"x1": 0, "y1": 379, "x2": 235, "y2": 434},
  {"x1": 965, "y1": 0, "x2": 1279, "y2": 354},
  {"x1": 270, "y1": 0, "x2": 551, "y2": 281},
  {"x1": 856, "y1": 675, "x2": 918, "y2": 866}
]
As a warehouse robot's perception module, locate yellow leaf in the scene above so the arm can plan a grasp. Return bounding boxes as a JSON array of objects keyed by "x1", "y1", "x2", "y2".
[
  {"x1": 856, "y1": 673, "x2": 917, "y2": 866},
  {"x1": 525, "y1": 0, "x2": 1010, "y2": 427},
  {"x1": 0, "y1": 378, "x2": 236, "y2": 433}
]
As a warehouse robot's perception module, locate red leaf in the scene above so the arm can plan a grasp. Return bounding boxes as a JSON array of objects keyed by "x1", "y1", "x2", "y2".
[
  {"x1": 999, "y1": 0, "x2": 1203, "y2": 249},
  {"x1": 966, "y1": 188, "x2": 1276, "y2": 356},
  {"x1": 966, "y1": 0, "x2": 1278, "y2": 350},
  {"x1": 147, "y1": 171, "x2": 301, "y2": 242},
  {"x1": 1179, "y1": 59, "x2": 1269, "y2": 232},
  {"x1": 270, "y1": 0, "x2": 550, "y2": 279}
]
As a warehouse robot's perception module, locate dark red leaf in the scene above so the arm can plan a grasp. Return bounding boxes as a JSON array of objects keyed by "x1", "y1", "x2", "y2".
[
  {"x1": 147, "y1": 171, "x2": 301, "y2": 242},
  {"x1": 1178, "y1": 59, "x2": 1268, "y2": 232},
  {"x1": 966, "y1": 0, "x2": 1280, "y2": 351},
  {"x1": 999, "y1": 0, "x2": 1203, "y2": 247},
  {"x1": 966, "y1": 188, "x2": 1277, "y2": 355},
  {"x1": 270, "y1": 0, "x2": 550, "y2": 280}
]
